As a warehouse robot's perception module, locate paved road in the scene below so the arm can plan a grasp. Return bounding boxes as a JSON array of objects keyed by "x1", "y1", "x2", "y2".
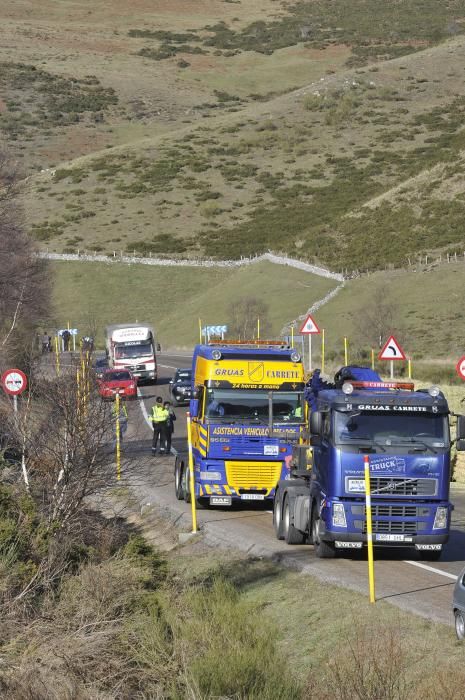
[{"x1": 123, "y1": 352, "x2": 465, "y2": 627}]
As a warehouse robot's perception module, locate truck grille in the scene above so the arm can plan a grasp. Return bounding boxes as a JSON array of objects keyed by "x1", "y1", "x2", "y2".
[
  {"x1": 370, "y1": 477, "x2": 436, "y2": 496},
  {"x1": 225, "y1": 461, "x2": 281, "y2": 493},
  {"x1": 354, "y1": 519, "x2": 427, "y2": 534},
  {"x1": 352, "y1": 505, "x2": 426, "y2": 518}
]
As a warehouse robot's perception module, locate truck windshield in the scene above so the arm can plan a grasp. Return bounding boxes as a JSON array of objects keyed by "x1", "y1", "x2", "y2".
[
  {"x1": 335, "y1": 411, "x2": 448, "y2": 448},
  {"x1": 115, "y1": 343, "x2": 153, "y2": 359},
  {"x1": 205, "y1": 389, "x2": 303, "y2": 422}
]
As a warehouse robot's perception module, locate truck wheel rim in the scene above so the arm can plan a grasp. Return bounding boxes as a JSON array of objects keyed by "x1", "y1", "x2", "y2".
[{"x1": 457, "y1": 612, "x2": 465, "y2": 639}]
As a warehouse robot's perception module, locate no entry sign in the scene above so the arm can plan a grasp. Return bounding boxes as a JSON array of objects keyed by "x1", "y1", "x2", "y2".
[
  {"x1": 1, "y1": 368, "x2": 27, "y2": 396},
  {"x1": 456, "y1": 356, "x2": 465, "y2": 381}
]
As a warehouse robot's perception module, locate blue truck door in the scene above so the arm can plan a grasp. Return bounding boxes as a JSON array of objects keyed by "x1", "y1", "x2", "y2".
[{"x1": 312, "y1": 411, "x2": 331, "y2": 499}]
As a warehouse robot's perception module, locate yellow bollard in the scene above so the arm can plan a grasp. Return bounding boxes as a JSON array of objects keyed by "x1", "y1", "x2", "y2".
[
  {"x1": 364, "y1": 454, "x2": 376, "y2": 603},
  {"x1": 55, "y1": 336, "x2": 60, "y2": 376},
  {"x1": 76, "y1": 367, "x2": 81, "y2": 420},
  {"x1": 408, "y1": 357, "x2": 412, "y2": 380},
  {"x1": 344, "y1": 336, "x2": 348, "y2": 366},
  {"x1": 81, "y1": 356, "x2": 87, "y2": 417},
  {"x1": 115, "y1": 394, "x2": 121, "y2": 481},
  {"x1": 257, "y1": 317, "x2": 260, "y2": 340},
  {"x1": 321, "y1": 328, "x2": 325, "y2": 374},
  {"x1": 371, "y1": 348, "x2": 375, "y2": 371},
  {"x1": 186, "y1": 412, "x2": 197, "y2": 533}
]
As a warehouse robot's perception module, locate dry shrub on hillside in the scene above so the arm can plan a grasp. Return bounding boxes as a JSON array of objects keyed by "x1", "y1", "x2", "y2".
[{"x1": 0, "y1": 557, "x2": 155, "y2": 700}]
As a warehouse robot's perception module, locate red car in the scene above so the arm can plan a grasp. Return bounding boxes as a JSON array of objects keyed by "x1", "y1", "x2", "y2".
[{"x1": 97, "y1": 369, "x2": 137, "y2": 400}]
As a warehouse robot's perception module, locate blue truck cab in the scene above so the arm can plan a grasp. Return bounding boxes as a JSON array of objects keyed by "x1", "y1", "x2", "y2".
[
  {"x1": 274, "y1": 366, "x2": 464, "y2": 560},
  {"x1": 174, "y1": 341, "x2": 306, "y2": 507}
]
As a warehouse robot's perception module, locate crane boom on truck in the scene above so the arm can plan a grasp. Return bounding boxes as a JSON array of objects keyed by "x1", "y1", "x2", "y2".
[
  {"x1": 273, "y1": 365, "x2": 465, "y2": 560},
  {"x1": 174, "y1": 340, "x2": 306, "y2": 507},
  {"x1": 104, "y1": 323, "x2": 157, "y2": 384}
]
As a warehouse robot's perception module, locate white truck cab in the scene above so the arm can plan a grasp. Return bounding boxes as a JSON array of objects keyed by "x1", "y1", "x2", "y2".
[{"x1": 104, "y1": 323, "x2": 157, "y2": 384}]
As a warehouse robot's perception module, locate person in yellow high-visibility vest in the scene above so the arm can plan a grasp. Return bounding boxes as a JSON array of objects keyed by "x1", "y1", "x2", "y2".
[{"x1": 150, "y1": 396, "x2": 169, "y2": 455}]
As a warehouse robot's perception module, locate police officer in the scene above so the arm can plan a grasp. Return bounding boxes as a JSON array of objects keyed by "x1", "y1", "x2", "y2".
[
  {"x1": 163, "y1": 400, "x2": 176, "y2": 455},
  {"x1": 150, "y1": 396, "x2": 169, "y2": 455}
]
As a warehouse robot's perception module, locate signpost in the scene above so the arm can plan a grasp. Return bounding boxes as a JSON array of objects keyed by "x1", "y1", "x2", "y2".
[
  {"x1": 456, "y1": 356, "x2": 465, "y2": 381},
  {"x1": 202, "y1": 325, "x2": 228, "y2": 342},
  {"x1": 378, "y1": 335, "x2": 406, "y2": 379},
  {"x1": 1, "y1": 369, "x2": 29, "y2": 488},
  {"x1": 1, "y1": 368, "x2": 27, "y2": 412},
  {"x1": 299, "y1": 314, "x2": 321, "y2": 373}
]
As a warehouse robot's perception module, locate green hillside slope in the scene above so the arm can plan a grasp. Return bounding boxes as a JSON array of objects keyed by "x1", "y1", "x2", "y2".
[
  {"x1": 50, "y1": 260, "x2": 337, "y2": 347},
  {"x1": 8, "y1": 0, "x2": 465, "y2": 272},
  {"x1": 315, "y1": 262, "x2": 465, "y2": 361}
]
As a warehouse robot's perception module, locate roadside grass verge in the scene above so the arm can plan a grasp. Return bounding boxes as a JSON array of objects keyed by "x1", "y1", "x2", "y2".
[
  {"x1": 1, "y1": 475, "x2": 464, "y2": 698},
  {"x1": 169, "y1": 547, "x2": 465, "y2": 700}
]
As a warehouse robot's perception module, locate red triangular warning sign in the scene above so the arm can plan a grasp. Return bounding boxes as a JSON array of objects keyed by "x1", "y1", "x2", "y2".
[
  {"x1": 378, "y1": 335, "x2": 406, "y2": 361},
  {"x1": 299, "y1": 314, "x2": 321, "y2": 335}
]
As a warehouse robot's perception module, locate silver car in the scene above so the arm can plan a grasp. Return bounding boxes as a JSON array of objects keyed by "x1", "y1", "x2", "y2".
[{"x1": 452, "y1": 566, "x2": 465, "y2": 640}]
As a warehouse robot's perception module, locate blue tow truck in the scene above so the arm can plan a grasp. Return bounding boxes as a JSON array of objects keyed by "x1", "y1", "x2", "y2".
[{"x1": 273, "y1": 366, "x2": 465, "y2": 560}]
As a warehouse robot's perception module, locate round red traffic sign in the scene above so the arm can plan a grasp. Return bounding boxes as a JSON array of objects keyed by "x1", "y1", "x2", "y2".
[
  {"x1": 1, "y1": 369, "x2": 27, "y2": 396},
  {"x1": 456, "y1": 356, "x2": 465, "y2": 381}
]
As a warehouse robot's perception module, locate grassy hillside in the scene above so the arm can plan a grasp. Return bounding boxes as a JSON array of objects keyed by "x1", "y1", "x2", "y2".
[
  {"x1": 4, "y1": 0, "x2": 465, "y2": 271},
  {"x1": 50, "y1": 260, "x2": 337, "y2": 347},
  {"x1": 311, "y1": 261, "x2": 465, "y2": 367}
]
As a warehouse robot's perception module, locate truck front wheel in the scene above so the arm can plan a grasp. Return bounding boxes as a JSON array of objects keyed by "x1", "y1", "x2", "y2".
[
  {"x1": 282, "y1": 495, "x2": 306, "y2": 545},
  {"x1": 273, "y1": 491, "x2": 284, "y2": 540},
  {"x1": 184, "y1": 466, "x2": 191, "y2": 504},
  {"x1": 175, "y1": 459, "x2": 185, "y2": 500},
  {"x1": 311, "y1": 508, "x2": 336, "y2": 558}
]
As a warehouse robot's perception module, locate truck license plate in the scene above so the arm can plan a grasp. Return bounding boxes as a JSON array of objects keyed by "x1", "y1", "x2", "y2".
[
  {"x1": 375, "y1": 534, "x2": 412, "y2": 542},
  {"x1": 210, "y1": 496, "x2": 232, "y2": 506},
  {"x1": 241, "y1": 494, "x2": 265, "y2": 501},
  {"x1": 264, "y1": 445, "x2": 279, "y2": 456}
]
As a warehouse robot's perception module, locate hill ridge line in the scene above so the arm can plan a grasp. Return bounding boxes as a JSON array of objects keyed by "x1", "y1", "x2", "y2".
[{"x1": 38, "y1": 251, "x2": 344, "y2": 281}]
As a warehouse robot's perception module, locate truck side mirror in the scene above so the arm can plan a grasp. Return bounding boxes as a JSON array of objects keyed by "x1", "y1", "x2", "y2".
[
  {"x1": 190, "y1": 399, "x2": 199, "y2": 417},
  {"x1": 310, "y1": 411, "x2": 322, "y2": 436},
  {"x1": 457, "y1": 415, "x2": 465, "y2": 441}
]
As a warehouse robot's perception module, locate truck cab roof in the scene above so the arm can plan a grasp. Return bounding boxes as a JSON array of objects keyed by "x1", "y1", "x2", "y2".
[
  {"x1": 194, "y1": 342, "x2": 299, "y2": 362},
  {"x1": 306, "y1": 366, "x2": 449, "y2": 414}
]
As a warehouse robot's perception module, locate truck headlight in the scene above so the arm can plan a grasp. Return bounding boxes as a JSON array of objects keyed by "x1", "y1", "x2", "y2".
[
  {"x1": 347, "y1": 479, "x2": 365, "y2": 493},
  {"x1": 199, "y1": 471, "x2": 222, "y2": 481},
  {"x1": 433, "y1": 506, "x2": 448, "y2": 530},
  {"x1": 332, "y1": 502, "x2": 347, "y2": 528}
]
